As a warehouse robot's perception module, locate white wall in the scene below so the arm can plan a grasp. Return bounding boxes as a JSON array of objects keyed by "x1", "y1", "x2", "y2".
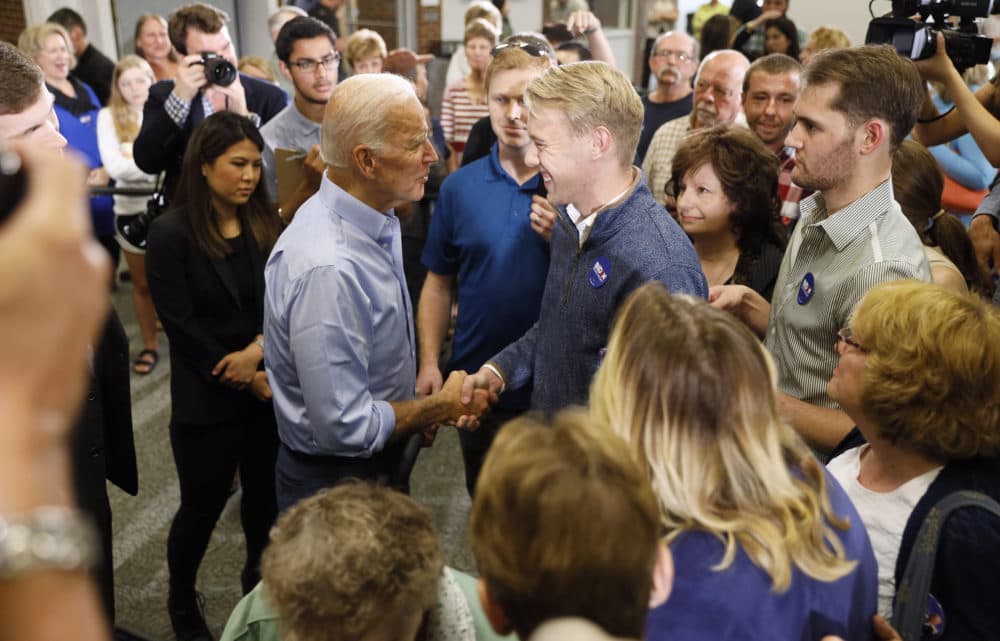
[
  {"x1": 25, "y1": 0, "x2": 118, "y2": 61},
  {"x1": 789, "y1": 1, "x2": 873, "y2": 48}
]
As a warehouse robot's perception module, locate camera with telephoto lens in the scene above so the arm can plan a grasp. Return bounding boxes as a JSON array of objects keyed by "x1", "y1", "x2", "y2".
[
  {"x1": 866, "y1": 0, "x2": 998, "y2": 72},
  {"x1": 198, "y1": 52, "x2": 237, "y2": 87}
]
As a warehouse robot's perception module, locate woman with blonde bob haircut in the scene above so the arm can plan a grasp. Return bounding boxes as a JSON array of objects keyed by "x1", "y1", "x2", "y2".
[
  {"x1": 827, "y1": 280, "x2": 1000, "y2": 636},
  {"x1": 590, "y1": 282, "x2": 878, "y2": 641}
]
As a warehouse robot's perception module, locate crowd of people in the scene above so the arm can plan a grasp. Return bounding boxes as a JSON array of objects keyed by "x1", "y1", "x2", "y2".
[{"x1": 1, "y1": 2, "x2": 1000, "y2": 641}]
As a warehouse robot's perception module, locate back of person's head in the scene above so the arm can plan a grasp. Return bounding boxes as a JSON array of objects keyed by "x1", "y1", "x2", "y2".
[
  {"x1": 486, "y1": 40, "x2": 553, "y2": 93},
  {"x1": 262, "y1": 483, "x2": 443, "y2": 641},
  {"x1": 590, "y1": 283, "x2": 856, "y2": 592},
  {"x1": 804, "y1": 26, "x2": 851, "y2": 54},
  {"x1": 168, "y1": 3, "x2": 229, "y2": 55},
  {"x1": 322, "y1": 73, "x2": 418, "y2": 169},
  {"x1": 700, "y1": 14, "x2": 737, "y2": 60},
  {"x1": 469, "y1": 410, "x2": 659, "y2": 640},
  {"x1": 743, "y1": 52, "x2": 801, "y2": 93},
  {"x1": 852, "y1": 280, "x2": 1000, "y2": 460},
  {"x1": 525, "y1": 61, "x2": 643, "y2": 167},
  {"x1": 238, "y1": 55, "x2": 275, "y2": 82},
  {"x1": 465, "y1": 0, "x2": 503, "y2": 30},
  {"x1": 268, "y1": 5, "x2": 307, "y2": 41},
  {"x1": 176, "y1": 112, "x2": 278, "y2": 258},
  {"x1": 346, "y1": 28, "x2": 388, "y2": 68},
  {"x1": 541, "y1": 22, "x2": 574, "y2": 47},
  {"x1": 670, "y1": 125, "x2": 786, "y2": 254},
  {"x1": 0, "y1": 41, "x2": 44, "y2": 116},
  {"x1": 465, "y1": 17, "x2": 500, "y2": 47},
  {"x1": 802, "y1": 45, "x2": 923, "y2": 151},
  {"x1": 18, "y1": 22, "x2": 76, "y2": 70},
  {"x1": 47, "y1": 7, "x2": 86, "y2": 34},
  {"x1": 890, "y1": 140, "x2": 993, "y2": 297},
  {"x1": 556, "y1": 42, "x2": 592, "y2": 63},
  {"x1": 275, "y1": 16, "x2": 336, "y2": 65}
]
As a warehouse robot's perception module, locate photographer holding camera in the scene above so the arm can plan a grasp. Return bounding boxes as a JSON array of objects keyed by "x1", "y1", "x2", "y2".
[
  {"x1": 911, "y1": 31, "x2": 1000, "y2": 274},
  {"x1": 134, "y1": 3, "x2": 287, "y2": 204}
]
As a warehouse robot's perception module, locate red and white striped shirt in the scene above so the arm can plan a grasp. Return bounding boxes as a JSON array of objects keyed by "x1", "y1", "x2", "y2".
[{"x1": 441, "y1": 83, "x2": 489, "y2": 153}]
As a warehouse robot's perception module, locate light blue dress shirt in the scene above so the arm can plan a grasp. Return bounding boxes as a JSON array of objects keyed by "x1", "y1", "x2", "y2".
[{"x1": 264, "y1": 175, "x2": 415, "y2": 457}]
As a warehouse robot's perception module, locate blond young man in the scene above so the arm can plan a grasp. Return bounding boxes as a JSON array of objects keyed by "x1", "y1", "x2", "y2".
[{"x1": 461, "y1": 61, "x2": 707, "y2": 414}]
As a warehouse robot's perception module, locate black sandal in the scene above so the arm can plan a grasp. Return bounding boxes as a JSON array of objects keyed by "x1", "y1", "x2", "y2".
[{"x1": 133, "y1": 349, "x2": 159, "y2": 375}]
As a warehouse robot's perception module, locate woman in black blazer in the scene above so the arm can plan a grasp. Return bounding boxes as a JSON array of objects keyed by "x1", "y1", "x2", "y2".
[{"x1": 146, "y1": 112, "x2": 282, "y2": 641}]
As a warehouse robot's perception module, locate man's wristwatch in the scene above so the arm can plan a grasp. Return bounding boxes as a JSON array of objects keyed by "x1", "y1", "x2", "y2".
[{"x1": 0, "y1": 507, "x2": 99, "y2": 579}]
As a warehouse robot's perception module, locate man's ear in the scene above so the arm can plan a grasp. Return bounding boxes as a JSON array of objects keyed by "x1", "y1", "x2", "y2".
[
  {"x1": 858, "y1": 118, "x2": 888, "y2": 157},
  {"x1": 278, "y1": 60, "x2": 292, "y2": 82},
  {"x1": 478, "y1": 577, "x2": 514, "y2": 636},
  {"x1": 353, "y1": 144, "x2": 377, "y2": 178},
  {"x1": 590, "y1": 125, "x2": 614, "y2": 160}
]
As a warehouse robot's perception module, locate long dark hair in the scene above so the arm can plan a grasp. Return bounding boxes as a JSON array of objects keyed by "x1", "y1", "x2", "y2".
[
  {"x1": 175, "y1": 112, "x2": 281, "y2": 259},
  {"x1": 764, "y1": 17, "x2": 801, "y2": 61},
  {"x1": 891, "y1": 140, "x2": 995, "y2": 298}
]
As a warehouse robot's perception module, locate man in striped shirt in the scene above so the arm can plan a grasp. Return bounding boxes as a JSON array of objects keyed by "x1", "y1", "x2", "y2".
[{"x1": 710, "y1": 46, "x2": 931, "y2": 456}]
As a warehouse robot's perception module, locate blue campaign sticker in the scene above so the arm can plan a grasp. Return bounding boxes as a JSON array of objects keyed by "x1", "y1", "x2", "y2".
[
  {"x1": 589, "y1": 257, "x2": 611, "y2": 288},
  {"x1": 924, "y1": 593, "x2": 945, "y2": 638},
  {"x1": 797, "y1": 272, "x2": 815, "y2": 305}
]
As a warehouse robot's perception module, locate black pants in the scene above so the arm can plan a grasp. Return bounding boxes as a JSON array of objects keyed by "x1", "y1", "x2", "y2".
[
  {"x1": 275, "y1": 440, "x2": 408, "y2": 514},
  {"x1": 459, "y1": 406, "x2": 524, "y2": 497},
  {"x1": 166, "y1": 406, "x2": 279, "y2": 596}
]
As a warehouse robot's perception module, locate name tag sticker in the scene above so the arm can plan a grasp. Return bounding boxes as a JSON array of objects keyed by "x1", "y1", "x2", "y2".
[
  {"x1": 589, "y1": 257, "x2": 611, "y2": 288},
  {"x1": 797, "y1": 272, "x2": 815, "y2": 305}
]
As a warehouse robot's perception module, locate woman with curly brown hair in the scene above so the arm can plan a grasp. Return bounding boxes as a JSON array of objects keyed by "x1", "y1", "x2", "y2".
[
  {"x1": 827, "y1": 279, "x2": 1000, "y2": 637},
  {"x1": 671, "y1": 125, "x2": 787, "y2": 300}
]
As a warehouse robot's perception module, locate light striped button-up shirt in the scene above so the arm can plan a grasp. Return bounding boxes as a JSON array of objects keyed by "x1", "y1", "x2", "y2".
[{"x1": 764, "y1": 179, "x2": 931, "y2": 408}]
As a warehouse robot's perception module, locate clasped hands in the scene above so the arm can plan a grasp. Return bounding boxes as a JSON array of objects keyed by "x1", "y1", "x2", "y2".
[{"x1": 415, "y1": 368, "x2": 498, "y2": 445}]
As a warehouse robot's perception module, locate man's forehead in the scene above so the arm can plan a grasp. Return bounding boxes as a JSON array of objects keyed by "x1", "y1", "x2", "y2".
[
  {"x1": 748, "y1": 70, "x2": 801, "y2": 92},
  {"x1": 658, "y1": 33, "x2": 693, "y2": 52}
]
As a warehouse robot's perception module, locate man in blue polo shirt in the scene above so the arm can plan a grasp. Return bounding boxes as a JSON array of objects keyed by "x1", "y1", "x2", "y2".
[{"x1": 417, "y1": 42, "x2": 554, "y2": 495}]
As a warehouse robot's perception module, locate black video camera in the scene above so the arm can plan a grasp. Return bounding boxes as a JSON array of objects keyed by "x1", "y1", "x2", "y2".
[
  {"x1": 866, "y1": 0, "x2": 997, "y2": 71},
  {"x1": 198, "y1": 52, "x2": 237, "y2": 87}
]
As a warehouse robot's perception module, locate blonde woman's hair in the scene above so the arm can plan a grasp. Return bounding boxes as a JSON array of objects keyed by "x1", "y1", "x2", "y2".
[
  {"x1": 346, "y1": 29, "x2": 388, "y2": 67},
  {"x1": 109, "y1": 55, "x2": 154, "y2": 144},
  {"x1": 852, "y1": 280, "x2": 1000, "y2": 460},
  {"x1": 525, "y1": 61, "x2": 643, "y2": 167},
  {"x1": 464, "y1": 0, "x2": 503, "y2": 30},
  {"x1": 18, "y1": 23, "x2": 76, "y2": 71},
  {"x1": 590, "y1": 283, "x2": 857, "y2": 592}
]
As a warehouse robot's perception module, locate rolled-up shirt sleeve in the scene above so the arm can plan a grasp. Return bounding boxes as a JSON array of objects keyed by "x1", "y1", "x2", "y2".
[{"x1": 287, "y1": 265, "x2": 395, "y2": 457}]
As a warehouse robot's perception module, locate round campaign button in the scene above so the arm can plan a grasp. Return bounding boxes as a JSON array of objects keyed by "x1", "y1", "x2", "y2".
[
  {"x1": 924, "y1": 593, "x2": 946, "y2": 638},
  {"x1": 797, "y1": 272, "x2": 815, "y2": 305},
  {"x1": 589, "y1": 257, "x2": 611, "y2": 288}
]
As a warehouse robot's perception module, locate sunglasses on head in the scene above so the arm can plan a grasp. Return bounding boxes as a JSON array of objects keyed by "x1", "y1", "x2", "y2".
[{"x1": 491, "y1": 41, "x2": 547, "y2": 58}]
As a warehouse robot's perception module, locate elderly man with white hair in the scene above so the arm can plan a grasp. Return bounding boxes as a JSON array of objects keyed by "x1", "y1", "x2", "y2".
[{"x1": 264, "y1": 73, "x2": 490, "y2": 511}]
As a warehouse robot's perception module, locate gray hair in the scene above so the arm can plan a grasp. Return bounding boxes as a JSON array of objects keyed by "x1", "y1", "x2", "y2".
[
  {"x1": 321, "y1": 73, "x2": 418, "y2": 169},
  {"x1": 268, "y1": 6, "x2": 307, "y2": 40}
]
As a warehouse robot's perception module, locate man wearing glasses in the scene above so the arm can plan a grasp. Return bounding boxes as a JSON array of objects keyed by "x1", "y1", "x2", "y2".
[
  {"x1": 642, "y1": 49, "x2": 749, "y2": 202},
  {"x1": 635, "y1": 31, "x2": 698, "y2": 165},
  {"x1": 134, "y1": 3, "x2": 288, "y2": 203},
  {"x1": 261, "y1": 16, "x2": 339, "y2": 221}
]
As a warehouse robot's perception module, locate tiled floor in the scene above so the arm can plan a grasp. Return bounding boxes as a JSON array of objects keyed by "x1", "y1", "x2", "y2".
[{"x1": 110, "y1": 281, "x2": 476, "y2": 640}]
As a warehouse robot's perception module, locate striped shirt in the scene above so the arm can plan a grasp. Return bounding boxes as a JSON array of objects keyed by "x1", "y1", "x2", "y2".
[
  {"x1": 441, "y1": 83, "x2": 489, "y2": 153},
  {"x1": 641, "y1": 115, "x2": 693, "y2": 203},
  {"x1": 764, "y1": 179, "x2": 931, "y2": 408}
]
